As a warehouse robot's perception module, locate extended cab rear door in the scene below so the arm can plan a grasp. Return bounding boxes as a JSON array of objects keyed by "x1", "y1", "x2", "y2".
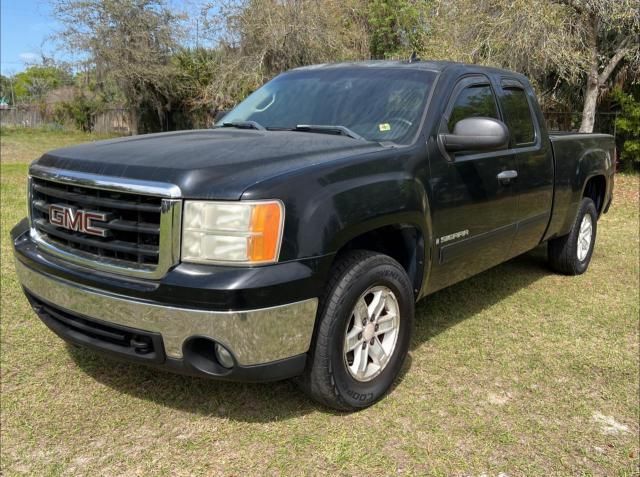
[{"x1": 496, "y1": 78, "x2": 554, "y2": 257}]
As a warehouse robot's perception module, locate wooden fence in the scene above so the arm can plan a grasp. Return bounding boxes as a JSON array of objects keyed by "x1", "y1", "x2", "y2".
[
  {"x1": 0, "y1": 108, "x2": 44, "y2": 128},
  {"x1": 92, "y1": 109, "x2": 131, "y2": 134},
  {"x1": 0, "y1": 107, "x2": 131, "y2": 134}
]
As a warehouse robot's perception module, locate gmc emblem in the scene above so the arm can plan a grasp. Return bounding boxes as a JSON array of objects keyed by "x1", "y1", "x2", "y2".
[{"x1": 48, "y1": 204, "x2": 109, "y2": 237}]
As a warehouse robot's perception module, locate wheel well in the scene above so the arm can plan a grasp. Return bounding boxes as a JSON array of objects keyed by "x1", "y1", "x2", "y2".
[
  {"x1": 335, "y1": 225, "x2": 424, "y2": 295},
  {"x1": 583, "y1": 175, "x2": 606, "y2": 215}
]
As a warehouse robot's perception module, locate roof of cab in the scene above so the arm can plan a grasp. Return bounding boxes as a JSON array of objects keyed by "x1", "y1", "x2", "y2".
[{"x1": 292, "y1": 60, "x2": 527, "y2": 80}]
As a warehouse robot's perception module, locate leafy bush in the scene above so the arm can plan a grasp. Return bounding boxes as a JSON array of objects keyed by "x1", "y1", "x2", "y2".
[
  {"x1": 58, "y1": 95, "x2": 103, "y2": 132},
  {"x1": 613, "y1": 87, "x2": 640, "y2": 171},
  {"x1": 367, "y1": 0, "x2": 427, "y2": 59}
]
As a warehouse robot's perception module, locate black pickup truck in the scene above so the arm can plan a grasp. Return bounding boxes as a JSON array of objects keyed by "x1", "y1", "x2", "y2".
[{"x1": 12, "y1": 61, "x2": 615, "y2": 410}]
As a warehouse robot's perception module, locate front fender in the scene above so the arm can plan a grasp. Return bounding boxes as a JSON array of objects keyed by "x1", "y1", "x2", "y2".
[
  {"x1": 322, "y1": 175, "x2": 428, "y2": 253},
  {"x1": 240, "y1": 145, "x2": 432, "y2": 286}
]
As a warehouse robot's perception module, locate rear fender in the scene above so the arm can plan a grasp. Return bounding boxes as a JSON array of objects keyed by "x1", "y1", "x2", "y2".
[{"x1": 557, "y1": 148, "x2": 610, "y2": 237}]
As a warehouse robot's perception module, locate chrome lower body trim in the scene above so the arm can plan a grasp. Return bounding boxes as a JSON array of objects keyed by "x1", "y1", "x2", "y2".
[{"x1": 15, "y1": 259, "x2": 318, "y2": 365}]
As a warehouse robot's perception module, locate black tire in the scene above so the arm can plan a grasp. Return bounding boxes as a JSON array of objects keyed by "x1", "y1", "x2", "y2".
[
  {"x1": 298, "y1": 250, "x2": 414, "y2": 411},
  {"x1": 548, "y1": 197, "x2": 598, "y2": 275}
]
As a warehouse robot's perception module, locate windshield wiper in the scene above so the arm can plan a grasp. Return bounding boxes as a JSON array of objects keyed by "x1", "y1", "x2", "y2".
[
  {"x1": 219, "y1": 120, "x2": 266, "y2": 131},
  {"x1": 294, "y1": 124, "x2": 365, "y2": 141}
]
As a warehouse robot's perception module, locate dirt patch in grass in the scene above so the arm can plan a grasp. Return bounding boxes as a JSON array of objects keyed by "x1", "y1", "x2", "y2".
[{"x1": 1, "y1": 128, "x2": 638, "y2": 475}]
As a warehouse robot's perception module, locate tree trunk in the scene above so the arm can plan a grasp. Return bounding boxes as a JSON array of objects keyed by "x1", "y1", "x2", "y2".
[
  {"x1": 129, "y1": 107, "x2": 139, "y2": 136},
  {"x1": 578, "y1": 16, "x2": 632, "y2": 133},
  {"x1": 579, "y1": 74, "x2": 598, "y2": 133},
  {"x1": 579, "y1": 16, "x2": 599, "y2": 133}
]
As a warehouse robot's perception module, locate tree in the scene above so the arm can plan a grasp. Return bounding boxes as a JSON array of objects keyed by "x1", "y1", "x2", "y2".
[
  {"x1": 421, "y1": 0, "x2": 639, "y2": 132},
  {"x1": 199, "y1": 0, "x2": 370, "y2": 109},
  {"x1": 557, "y1": 1, "x2": 640, "y2": 132},
  {"x1": 366, "y1": 0, "x2": 429, "y2": 59},
  {"x1": 0, "y1": 75, "x2": 14, "y2": 105},
  {"x1": 171, "y1": 47, "x2": 226, "y2": 126},
  {"x1": 11, "y1": 65, "x2": 72, "y2": 102},
  {"x1": 51, "y1": 0, "x2": 184, "y2": 134}
]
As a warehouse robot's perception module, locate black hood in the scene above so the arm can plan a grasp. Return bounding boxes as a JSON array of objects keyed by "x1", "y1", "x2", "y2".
[{"x1": 33, "y1": 129, "x2": 384, "y2": 199}]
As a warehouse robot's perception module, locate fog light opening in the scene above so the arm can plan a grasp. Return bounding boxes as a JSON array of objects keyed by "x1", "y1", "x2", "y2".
[
  {"x1": 215, "y1": 343, "x2": 234, "y2": 369},
  {"x1": 183, "y1": 336, "x2": 235, "y2": 376}
]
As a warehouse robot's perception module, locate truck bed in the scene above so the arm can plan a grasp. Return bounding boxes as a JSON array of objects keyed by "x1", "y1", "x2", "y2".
[{"x1": 544, "y1": 132, "x2": 615, "y2": 242}]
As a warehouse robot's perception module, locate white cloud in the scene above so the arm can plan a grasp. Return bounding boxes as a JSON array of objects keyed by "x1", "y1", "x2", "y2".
[{"x1": 19, "y1": 52, "x2": 39, "y2": 63}]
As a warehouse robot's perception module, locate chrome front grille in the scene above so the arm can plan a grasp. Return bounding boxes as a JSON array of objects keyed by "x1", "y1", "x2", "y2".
[
  {"x1": 28, "y1": 166, "x2": 182, "y2": 279},
  {"x1": 32, "y1": 177, "x2": 163, "y2": 264}
]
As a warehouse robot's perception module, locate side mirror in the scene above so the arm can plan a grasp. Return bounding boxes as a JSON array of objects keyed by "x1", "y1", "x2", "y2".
[{"x1": 439, "y1": 117, "x2": 509, "y2": 153}]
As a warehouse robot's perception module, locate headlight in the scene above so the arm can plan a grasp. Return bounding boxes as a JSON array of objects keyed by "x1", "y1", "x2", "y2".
[{"x1": 181, "y1": 200, "x2": 284, "y2": 265}]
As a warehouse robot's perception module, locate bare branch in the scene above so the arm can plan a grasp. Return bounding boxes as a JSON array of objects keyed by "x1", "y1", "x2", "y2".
[{"x1": 598, "y1": 36, "x2": 635, "y2": 84}]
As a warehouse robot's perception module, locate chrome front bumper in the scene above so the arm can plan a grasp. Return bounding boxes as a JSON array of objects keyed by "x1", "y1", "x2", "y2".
[{"x1": 15, "y1": 259, "x2": 318, "y2": 366}]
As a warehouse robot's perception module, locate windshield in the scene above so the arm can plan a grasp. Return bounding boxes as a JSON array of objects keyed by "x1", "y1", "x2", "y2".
[{"x1": 220, "y1": 67, "x2": 436, "y2": 144}]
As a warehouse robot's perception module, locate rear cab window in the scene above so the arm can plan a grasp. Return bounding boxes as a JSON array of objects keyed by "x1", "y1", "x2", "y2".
[{"x1": 499, "y1": 80, "x2": 536, "y2": 146}]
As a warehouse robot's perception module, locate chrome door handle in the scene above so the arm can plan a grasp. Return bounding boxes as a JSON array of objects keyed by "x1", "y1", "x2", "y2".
[{"x1": 497, "y1": 170, "x2": 518, "y2": 183}]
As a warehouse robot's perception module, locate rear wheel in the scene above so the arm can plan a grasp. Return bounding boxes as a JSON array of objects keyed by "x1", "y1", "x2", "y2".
[
  {"x1": 299, "y1": 251, "x2": 414, "y2": 411},
  {"x1": 548, "y1": 197, "x2": 598, "y2": 275}
]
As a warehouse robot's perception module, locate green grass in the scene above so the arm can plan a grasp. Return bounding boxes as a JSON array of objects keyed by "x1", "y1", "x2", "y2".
[
  {"x1": 0, "y1": 127, "x2": 119, "y2": 164},
  {"x1": 1, "y1": 128, "x2": 639, "y2": 475}
]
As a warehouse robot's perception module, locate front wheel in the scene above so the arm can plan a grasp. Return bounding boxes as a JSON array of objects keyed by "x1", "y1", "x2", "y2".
[
  {"x1": 548, "y1": 197, "x2": 598, "y2": 275},
  {"x1": 299, "y1": 251, "x2": 414, "y2": 411}
]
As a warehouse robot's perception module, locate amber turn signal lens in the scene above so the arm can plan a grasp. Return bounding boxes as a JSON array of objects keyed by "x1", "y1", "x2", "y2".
[{"x1": 248, "y1": 202, "x2": 283, "y2": 262}]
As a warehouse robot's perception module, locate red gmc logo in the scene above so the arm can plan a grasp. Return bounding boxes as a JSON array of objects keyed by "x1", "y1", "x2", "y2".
[{"x1": 48, "y1": 204, "x2": 109, "y2": 237}]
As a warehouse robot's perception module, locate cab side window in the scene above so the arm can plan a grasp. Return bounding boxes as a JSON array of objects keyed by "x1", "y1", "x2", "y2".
[
  {"x1": 448, "y1": 84, "x2": 499, "y2": 131},
  {"x1": 500, "y1": 87, "x2": 535, "y2": 145}
]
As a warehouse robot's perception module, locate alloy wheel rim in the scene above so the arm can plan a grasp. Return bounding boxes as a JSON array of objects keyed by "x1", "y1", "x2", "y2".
[
  {"x1": 577, "y1": 214, "x2": 593, "y2": 261},
  {"x1": 343, "y1": 285, "x2": 400, "y2": 382}
]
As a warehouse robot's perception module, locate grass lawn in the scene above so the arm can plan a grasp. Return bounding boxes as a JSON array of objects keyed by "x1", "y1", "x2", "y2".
[{"x1": 1, "y1": 128, "x2": 638, "y2": 476}]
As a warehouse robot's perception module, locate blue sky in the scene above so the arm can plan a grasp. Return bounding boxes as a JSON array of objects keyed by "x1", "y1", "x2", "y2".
[
  {"x1": 1, "y1": 0, "x2": 65, "y2": 75},
  {"x1": 1, "y1": 0, "x2": 215, "y2": 76}
]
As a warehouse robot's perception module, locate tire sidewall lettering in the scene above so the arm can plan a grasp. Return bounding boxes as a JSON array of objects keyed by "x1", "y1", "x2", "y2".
[{"x1": 329, "y1": 262, "x2": 413, "y2": 408}]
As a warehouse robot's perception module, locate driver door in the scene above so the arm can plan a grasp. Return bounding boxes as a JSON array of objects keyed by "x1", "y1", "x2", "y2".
[{"x1": 427, "y1": 75, "x2": 519, "y2": 291}]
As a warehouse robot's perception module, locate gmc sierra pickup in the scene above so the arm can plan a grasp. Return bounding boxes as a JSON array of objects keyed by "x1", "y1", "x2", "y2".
[{"x1": 12, "y1": 61, "x2": 615, "y2": 410}]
